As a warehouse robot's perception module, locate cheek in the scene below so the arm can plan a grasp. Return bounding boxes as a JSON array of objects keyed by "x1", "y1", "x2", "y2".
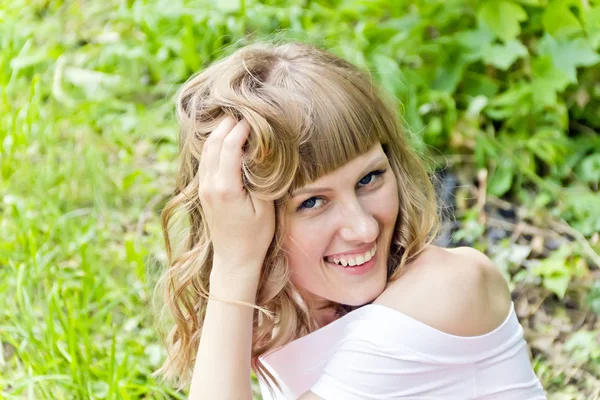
[
  {"x1": 371, "y1": 179, "x2": 400, "y2": 225},
  {"x1": 283, "y1": 221, "x2": 333, "y2": 281}
]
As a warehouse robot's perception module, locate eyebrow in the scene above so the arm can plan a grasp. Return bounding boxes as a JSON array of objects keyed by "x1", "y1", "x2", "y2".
[{"x1": 291, "y1": 155, "x2": 388, "y2": 198}]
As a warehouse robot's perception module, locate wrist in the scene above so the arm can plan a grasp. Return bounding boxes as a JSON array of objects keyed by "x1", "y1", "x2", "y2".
[{"x1": 209, "y1": 261, "x2": 262, "y2": 303}]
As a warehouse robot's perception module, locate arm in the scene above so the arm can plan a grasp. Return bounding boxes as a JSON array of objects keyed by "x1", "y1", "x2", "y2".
[
  {"x1": 189, "y1": 116, "x2": 275, "y2": 399},
  {"x1": 189, "y1": 269, "x2": 260, "y2": 400}
]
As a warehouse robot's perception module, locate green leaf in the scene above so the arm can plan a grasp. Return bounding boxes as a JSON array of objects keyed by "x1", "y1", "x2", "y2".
[
  {"x1": 577, "y1": 154, "x2": 600, "y2": 184},
  {"x1": 423, "y1": 116, "x2": 443, "y2": 145},
  {"x1": 486, "y1": 84, "x2": 531, "y2": 119},
  {"x1": 431, "y1": 53, "x2": 467, "y2": 93},
  {"x1": 514, "y1": 0, "x2": 545, "y2": 5},
  {"x1": 477, "y1": 0, "x2": 528, "y2": 42},
  {"x1": 454, "y1": 28, "x2": 495, "y2": 50},
  {"x1": 564, "y1": 331, "x2": 600, "y2": 362},
  {"x1": 466, "y1": 95, "x2": 488, "y2": 118},
  {"x1": 488, "y1": 157, "x2": 514, "y2": 196},
  {"x1": 371, "y1": 52, "x2": 406, "y2": 98},
  {"x1": 530, "y1": 55, "x2": 570, "y2": 108},
  {"x1": 532, "y1": 55, "x2": 571, "y2": 91},
  {"x1": 586, "y1": 6, "x2": 600, "y2": 34},
  {"x1": 542, "y1": 0, "x2": 583, "y2": 37},
  {"x1": 532, "y1": 246, "x2": 574, "y2": 299},
  {"x1": 526, "y1": 128, "x2": 568, "y2": 165},
  {"x1": 537, "y1": 34, "x2": 600, "y2": 83},
  {"x1": 544, "y1": 273, "x2": 571, "y2": 299},
  {"x1": 214, "y1": 0, "x2": 241, "y2": 12},
  {"x1": 122, "y1": 170, "x2": 141, "y2": 190},
  {"x1": 339, "y1": 39, "x2": 369, "y2": 71},
  {"x1": 482, "y1": 40, "x2": 528, "y2": 70},
  {"x1": 8, "y1": 39, "x2": 51, "y2": 71},
  {"x1": 462, "y1": 72, "x2": 500, "y2": 99},
  {"x1": 587, "y1": 280, "x2": 600, "y2": 315},
  {"x1": 454, "y1": 28, "x2": 495, "y2": 62}
]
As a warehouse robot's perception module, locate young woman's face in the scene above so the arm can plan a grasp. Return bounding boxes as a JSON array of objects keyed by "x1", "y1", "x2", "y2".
[{"x1": 283, "y1": 143, "x2": 399, "y2": 309}]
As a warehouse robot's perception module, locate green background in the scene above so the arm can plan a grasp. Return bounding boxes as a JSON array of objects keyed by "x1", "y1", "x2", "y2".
[{"x1": 1, "y1": 0, "x2": 599, "y2": 398}]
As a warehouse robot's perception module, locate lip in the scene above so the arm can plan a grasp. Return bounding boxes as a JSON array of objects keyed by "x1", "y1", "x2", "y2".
[
  {"x1": 324, "y1": 242, "x2": 376, "y2": 259},
  {"x1": 325, "y1": 250, "x2": 377, "y2": 276}
]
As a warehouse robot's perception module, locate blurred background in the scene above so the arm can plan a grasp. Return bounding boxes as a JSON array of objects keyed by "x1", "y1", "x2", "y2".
[{"x1": 1, "y1": 0, "x2": 599, "y2": 398}]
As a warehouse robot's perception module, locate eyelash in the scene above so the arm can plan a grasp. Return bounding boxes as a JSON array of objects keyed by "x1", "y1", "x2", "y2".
[{"x1": 296, "y1": 169, "x2": 387, "y2": 212}]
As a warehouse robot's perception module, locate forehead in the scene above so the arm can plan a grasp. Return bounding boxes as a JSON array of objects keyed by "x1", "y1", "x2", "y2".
[{"x1": 292, "y1": 144, "x2": 386, "y2": 196}]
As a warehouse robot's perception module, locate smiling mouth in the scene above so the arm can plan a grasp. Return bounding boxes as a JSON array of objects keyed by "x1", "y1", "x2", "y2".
[{"x1": 323, "y1": 243, "x2": 378, "y2": 268}]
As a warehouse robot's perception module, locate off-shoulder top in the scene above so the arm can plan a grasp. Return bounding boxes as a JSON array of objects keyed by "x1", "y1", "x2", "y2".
[{"x1": 258, "y1": 302, "x2": 547, "y2": 399}]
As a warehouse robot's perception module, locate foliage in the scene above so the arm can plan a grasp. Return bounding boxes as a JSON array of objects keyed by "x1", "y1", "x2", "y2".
[{"x1": 1, "y1": 0, "x2": 599, "y2": 398}]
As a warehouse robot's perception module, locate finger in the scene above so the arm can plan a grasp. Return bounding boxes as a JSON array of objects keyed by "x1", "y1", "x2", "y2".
[
  {"x1": 199, "y1": 116, "x2": 238, "y2": 182},
  {"x1": 249, "y1": 193, "x2": 272, "y2": 216},
  {"x1": 218, "y1": 119, "x2": 251, "y2": 189}
]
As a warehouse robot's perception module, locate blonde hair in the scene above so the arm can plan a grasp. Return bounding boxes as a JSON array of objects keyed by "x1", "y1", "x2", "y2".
[{"x1": 153, "y1": 38, "x2": 439, "y2": 391}]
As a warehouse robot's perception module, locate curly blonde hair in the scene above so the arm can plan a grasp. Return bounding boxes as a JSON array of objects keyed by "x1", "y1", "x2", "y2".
[{"x1": 153, "y1": 38, "x2": 439, "y2": 391}]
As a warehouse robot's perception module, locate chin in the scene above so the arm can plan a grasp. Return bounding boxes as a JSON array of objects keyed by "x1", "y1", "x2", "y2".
[
  {"x1": 340, "y1": 279, "x2": 387, "y2": 307},
  {"x1": 343, "y1": 294, "x2": 380, "y2": 307}
]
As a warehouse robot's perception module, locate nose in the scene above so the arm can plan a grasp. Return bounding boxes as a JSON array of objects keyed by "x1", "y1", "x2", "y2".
[{"x1": 338, "y1": 200, "x2": 379, "y2": 244}]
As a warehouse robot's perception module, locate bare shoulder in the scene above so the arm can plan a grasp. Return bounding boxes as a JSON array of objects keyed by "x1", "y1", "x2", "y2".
[
  {"x1": 374, "y1": 245, "x2": 512, "y2": 336},
  {"x1": 298, "y1": 391, "x2": 323, "y2": 400}
]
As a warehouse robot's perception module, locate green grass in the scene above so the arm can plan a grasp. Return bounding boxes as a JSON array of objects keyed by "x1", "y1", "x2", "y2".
[
  {"x1": 0, "y1": 1, "x2": 185, "y2": 397},
  {"x1": 1, "y1": 0, "x2": 599, "y2": 398}
]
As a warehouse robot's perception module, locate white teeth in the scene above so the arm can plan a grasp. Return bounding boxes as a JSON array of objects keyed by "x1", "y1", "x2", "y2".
[{"x1": 326, "y1": 243, "x2": 377, "y2": 267}]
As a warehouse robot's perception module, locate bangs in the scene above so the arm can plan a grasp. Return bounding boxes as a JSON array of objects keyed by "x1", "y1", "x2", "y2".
[{"x1": 289, "y1": 67, "x2": 390, "y2": 192}]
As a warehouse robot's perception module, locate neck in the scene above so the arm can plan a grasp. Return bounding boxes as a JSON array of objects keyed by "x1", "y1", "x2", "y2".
[
  {"x1": 314, "y1": 306, "x2": 339, "y2": 328},
  {"x1": 299, "y1": 290, "x2": 340, "y2": 328}
]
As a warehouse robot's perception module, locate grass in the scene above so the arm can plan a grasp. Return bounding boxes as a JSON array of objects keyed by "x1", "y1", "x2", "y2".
[
  {"x1": 1, "y1": 1, "x2": 186, "y2": 397},
  {"x1": 1, "y1": 0, "x2": 599, "y2": 399}
]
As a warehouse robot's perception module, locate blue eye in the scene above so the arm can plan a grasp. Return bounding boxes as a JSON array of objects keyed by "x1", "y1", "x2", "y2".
[
  {"x1": 295, "y1": 169, "x2": 387, "y2": 213},
  {"x1": 297, "y1": 197, "x2": 324, "y2": 211},
  {"x1": 358, "y1": 169, "x2": 386, "y2": 186}
]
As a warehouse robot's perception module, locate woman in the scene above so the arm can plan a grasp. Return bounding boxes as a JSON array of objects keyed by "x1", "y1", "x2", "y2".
[{"x1": 154, "y1": 40, "x2": 547, "y2": 399}]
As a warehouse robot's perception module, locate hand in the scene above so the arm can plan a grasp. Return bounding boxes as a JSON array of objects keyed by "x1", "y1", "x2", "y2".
[{"x1": 198, "y1": 116, "x2": 275, "y2": 278}]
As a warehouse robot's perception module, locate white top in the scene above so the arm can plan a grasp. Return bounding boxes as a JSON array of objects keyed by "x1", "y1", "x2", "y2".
[{"x1": 258, "y1": 302, "x2": 547, "y2": 399}]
